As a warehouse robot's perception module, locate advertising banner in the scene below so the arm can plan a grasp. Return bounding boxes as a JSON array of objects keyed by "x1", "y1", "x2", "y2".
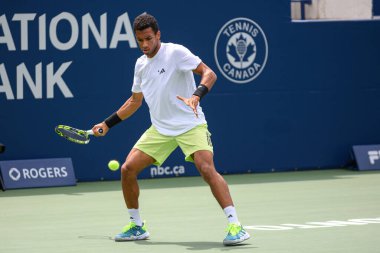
[
  {"x1": 0, "y1": 158, "x2": 76, "y2": 189},
  {"x1": 352, "y1": 145, "x2": 380, "y2": 171}
]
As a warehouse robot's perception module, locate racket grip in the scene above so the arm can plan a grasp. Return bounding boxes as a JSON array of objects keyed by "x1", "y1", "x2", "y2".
[{"x1": 87, "y1": 128, "x2": 103, "y2": 135}]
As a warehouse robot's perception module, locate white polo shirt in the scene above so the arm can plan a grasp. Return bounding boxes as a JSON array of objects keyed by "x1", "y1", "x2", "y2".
[{"x1": 132, "y1": 43, "x2": 207, "y2": 136}]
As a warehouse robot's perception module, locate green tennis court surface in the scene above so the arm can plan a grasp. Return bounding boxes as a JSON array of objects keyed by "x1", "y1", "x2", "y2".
[{"x1": 1, "y1": 169, "x2": 380, "y2": 253}]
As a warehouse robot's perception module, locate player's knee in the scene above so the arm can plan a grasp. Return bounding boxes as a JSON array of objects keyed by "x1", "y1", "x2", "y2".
[
  {"x1": 121, "y1": 162, "x2": 138, "y2": 178},
  {"x1": 198, "y1": 163, "x2": 216, "y2": 183}
]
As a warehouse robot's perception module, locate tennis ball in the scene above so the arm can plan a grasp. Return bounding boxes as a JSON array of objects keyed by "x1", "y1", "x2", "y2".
[{"x1": 108, "y1": 160, "x2": 120, "y2": 171}]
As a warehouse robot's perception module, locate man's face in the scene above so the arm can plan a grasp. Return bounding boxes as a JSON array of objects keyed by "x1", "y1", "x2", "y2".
[{"x1": 135, "y1": 27, "x2": 161, "y2": 58}]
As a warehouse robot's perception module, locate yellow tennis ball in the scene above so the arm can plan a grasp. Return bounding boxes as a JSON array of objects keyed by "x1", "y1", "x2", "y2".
[{"x1": 108, "y1": 160, "x2": 120, "y2": 171}]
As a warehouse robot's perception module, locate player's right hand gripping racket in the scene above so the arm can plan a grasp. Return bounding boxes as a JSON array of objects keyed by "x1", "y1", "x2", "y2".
[{"x1": 55, "y1": 125, "x2": 103, "y2": 144}]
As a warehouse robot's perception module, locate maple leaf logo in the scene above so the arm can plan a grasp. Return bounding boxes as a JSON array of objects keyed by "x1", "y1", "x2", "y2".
[
  {"x1": 243, "y1": 43, "x2": 255, "y2": 62},
  {"x1": 227, "y1": 33, "x2": 256, "y2": 66},
  {"x1": 227, "y1": 44, "x2": 240, "y2": 62}
]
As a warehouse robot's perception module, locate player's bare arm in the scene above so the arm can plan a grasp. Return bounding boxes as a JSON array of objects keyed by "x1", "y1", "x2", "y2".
[
  {"x1": 92, "y1": 92, "x2": 144, "y2": 136},
  {"x1": 193, "y1": 62, "x2": 217, "y2": 90},
  {"x1": 117, "y1": 92, "x2": 144, "y2": 120},
  {"x1": 177, "y1": 62, "x2": 217, "y2": 117}
]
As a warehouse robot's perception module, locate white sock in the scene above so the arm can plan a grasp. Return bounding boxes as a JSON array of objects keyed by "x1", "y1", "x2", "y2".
[
  {"x1": 223, "y1": 206, "x2": 240, "y2": 224},
  {"x1": 128, "y1": 208, "x2": 143, "y2": 226}
]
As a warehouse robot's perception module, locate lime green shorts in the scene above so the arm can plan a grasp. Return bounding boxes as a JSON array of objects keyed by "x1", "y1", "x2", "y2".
[{"x1": 133, "y1": 124, "x2": 213, "y2": 166}]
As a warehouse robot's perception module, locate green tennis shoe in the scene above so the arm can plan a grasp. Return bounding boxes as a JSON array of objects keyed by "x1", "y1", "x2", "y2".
[
  {"x1": 114, "y1": 222, "x2": 149, "y2": 241},
  {"x1": 223, "y1": 223, "x2": 250, "y2": 245}
]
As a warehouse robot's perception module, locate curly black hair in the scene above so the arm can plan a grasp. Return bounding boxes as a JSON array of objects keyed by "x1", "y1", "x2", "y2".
[{"x1": 133, "y1": 12, "x2": 159, "y2": 34}]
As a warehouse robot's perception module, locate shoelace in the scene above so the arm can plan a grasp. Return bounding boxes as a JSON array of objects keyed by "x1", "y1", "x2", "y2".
[
  {"x1": 122, "y1": 222, "x2": 137, "y2": 232},
  {"x1": 226, "y1": 223, "x2": 241, "y2": 236},
  {"x1": 122, "y1": 221, "x2": 146, "y2": 233}
]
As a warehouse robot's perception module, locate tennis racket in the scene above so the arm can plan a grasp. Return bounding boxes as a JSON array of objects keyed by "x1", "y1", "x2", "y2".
[{"x1": 55, "y1": 125, "x2": 103, "y2": 144}]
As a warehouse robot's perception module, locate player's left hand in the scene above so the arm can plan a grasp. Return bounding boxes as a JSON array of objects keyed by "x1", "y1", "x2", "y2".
[{"x1": 176, "y1": 95, "x2": 200, "y2": 118}]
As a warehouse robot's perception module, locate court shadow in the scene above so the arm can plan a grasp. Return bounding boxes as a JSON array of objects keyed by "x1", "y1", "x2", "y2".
[
  {"x1": 133, "y1": 240, "x2": 256, "y2": 251},
  {"x1": 77, "y1": 236, "x2": 256, "y2": 251}
]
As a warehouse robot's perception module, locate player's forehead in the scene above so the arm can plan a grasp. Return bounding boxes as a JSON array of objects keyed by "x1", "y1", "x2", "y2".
[{"x1": 135, "y1": 27, "x2": 156, "y2": 39}]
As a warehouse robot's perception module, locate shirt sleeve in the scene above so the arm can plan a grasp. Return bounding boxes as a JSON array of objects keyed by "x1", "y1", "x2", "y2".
[
  {"x1": 131, "y1": 60, "x2": 142, "y2": 93},
  {"x1": 175, "y1": 45, "x2": 202, "y2": 72}
]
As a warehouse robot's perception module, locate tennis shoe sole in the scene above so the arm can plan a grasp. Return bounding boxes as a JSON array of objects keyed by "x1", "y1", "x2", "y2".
[{"x1": 114, "y1": 232, "x2": 150, "y2": 242}]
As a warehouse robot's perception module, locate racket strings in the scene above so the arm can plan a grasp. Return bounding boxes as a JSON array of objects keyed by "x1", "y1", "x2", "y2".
[
  {"x1": 55, "y1": 126, "x2": 90, "y2": 144},
  {"x1": 61, "y1": 129, "x2": 87, "y2": 141}
]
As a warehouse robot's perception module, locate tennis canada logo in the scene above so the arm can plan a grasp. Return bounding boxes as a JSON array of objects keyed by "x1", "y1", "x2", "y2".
[{"x1": 214, "y1": 17, "x2": 268, "y2": 84}]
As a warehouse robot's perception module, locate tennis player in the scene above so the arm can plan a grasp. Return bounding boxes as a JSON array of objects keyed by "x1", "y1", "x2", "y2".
[{"x1": 92, "y1": 12, "x2": 250, "y2": 245}]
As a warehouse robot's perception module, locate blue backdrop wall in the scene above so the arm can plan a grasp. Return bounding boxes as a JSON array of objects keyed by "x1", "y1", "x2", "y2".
[{"x1": 1, "y1": 0, "x2": 380, "y2": 181}]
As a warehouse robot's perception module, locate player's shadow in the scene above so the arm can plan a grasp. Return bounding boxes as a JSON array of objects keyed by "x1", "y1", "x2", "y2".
[
  {"x1": 78, "y1": 235, "x2": 255, "y2": 251},
  {"x1": 133, "y1": 240, "x2": 255, "y2": 251}
]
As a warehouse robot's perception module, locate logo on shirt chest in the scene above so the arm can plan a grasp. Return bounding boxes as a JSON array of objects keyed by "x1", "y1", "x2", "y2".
[{"x1": 158, "y1": 68, "x2": 165, "y2": 74}]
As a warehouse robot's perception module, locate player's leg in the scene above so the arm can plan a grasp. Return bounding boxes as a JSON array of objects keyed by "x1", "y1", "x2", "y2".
[
  {"x1": 192, "y1": 150, "x2": 233, "y2": 208},
  {"x1": 121, "y1": 148, "x2": 155, "y2": 209},
  {"x1": 177, "y1": 124, "x2": 250, "y2": 245},
  {"x1": 115, "y1": 148, "x2": 154, "y2": 242},
  {"x1": 176, "y1": 124, "x2": 232, "y2": 208},
  {"x1": 193, "y1": 150, "x2": 250, "y2": 245},
  {"x1": 115, "y1": 125, "x2": 178, "y2": 242},
  {"x1": 122, "y1": 125, "x2": 176, "y2": 209}
]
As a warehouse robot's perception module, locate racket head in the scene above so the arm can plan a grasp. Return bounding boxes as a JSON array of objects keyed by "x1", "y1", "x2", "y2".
[{"x1": 55, "y1": 125, "x2": 91, "y2": 144}]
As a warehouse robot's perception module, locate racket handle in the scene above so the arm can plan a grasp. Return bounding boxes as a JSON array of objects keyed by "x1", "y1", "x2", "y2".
[{"x1": 87, "y1": 128, "x2": 103, "y2": 135}]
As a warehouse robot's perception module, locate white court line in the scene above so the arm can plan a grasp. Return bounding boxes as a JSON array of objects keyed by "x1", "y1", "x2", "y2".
[{"x1": 245, "y1": 217, "x2": 380, "y2": 231}]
